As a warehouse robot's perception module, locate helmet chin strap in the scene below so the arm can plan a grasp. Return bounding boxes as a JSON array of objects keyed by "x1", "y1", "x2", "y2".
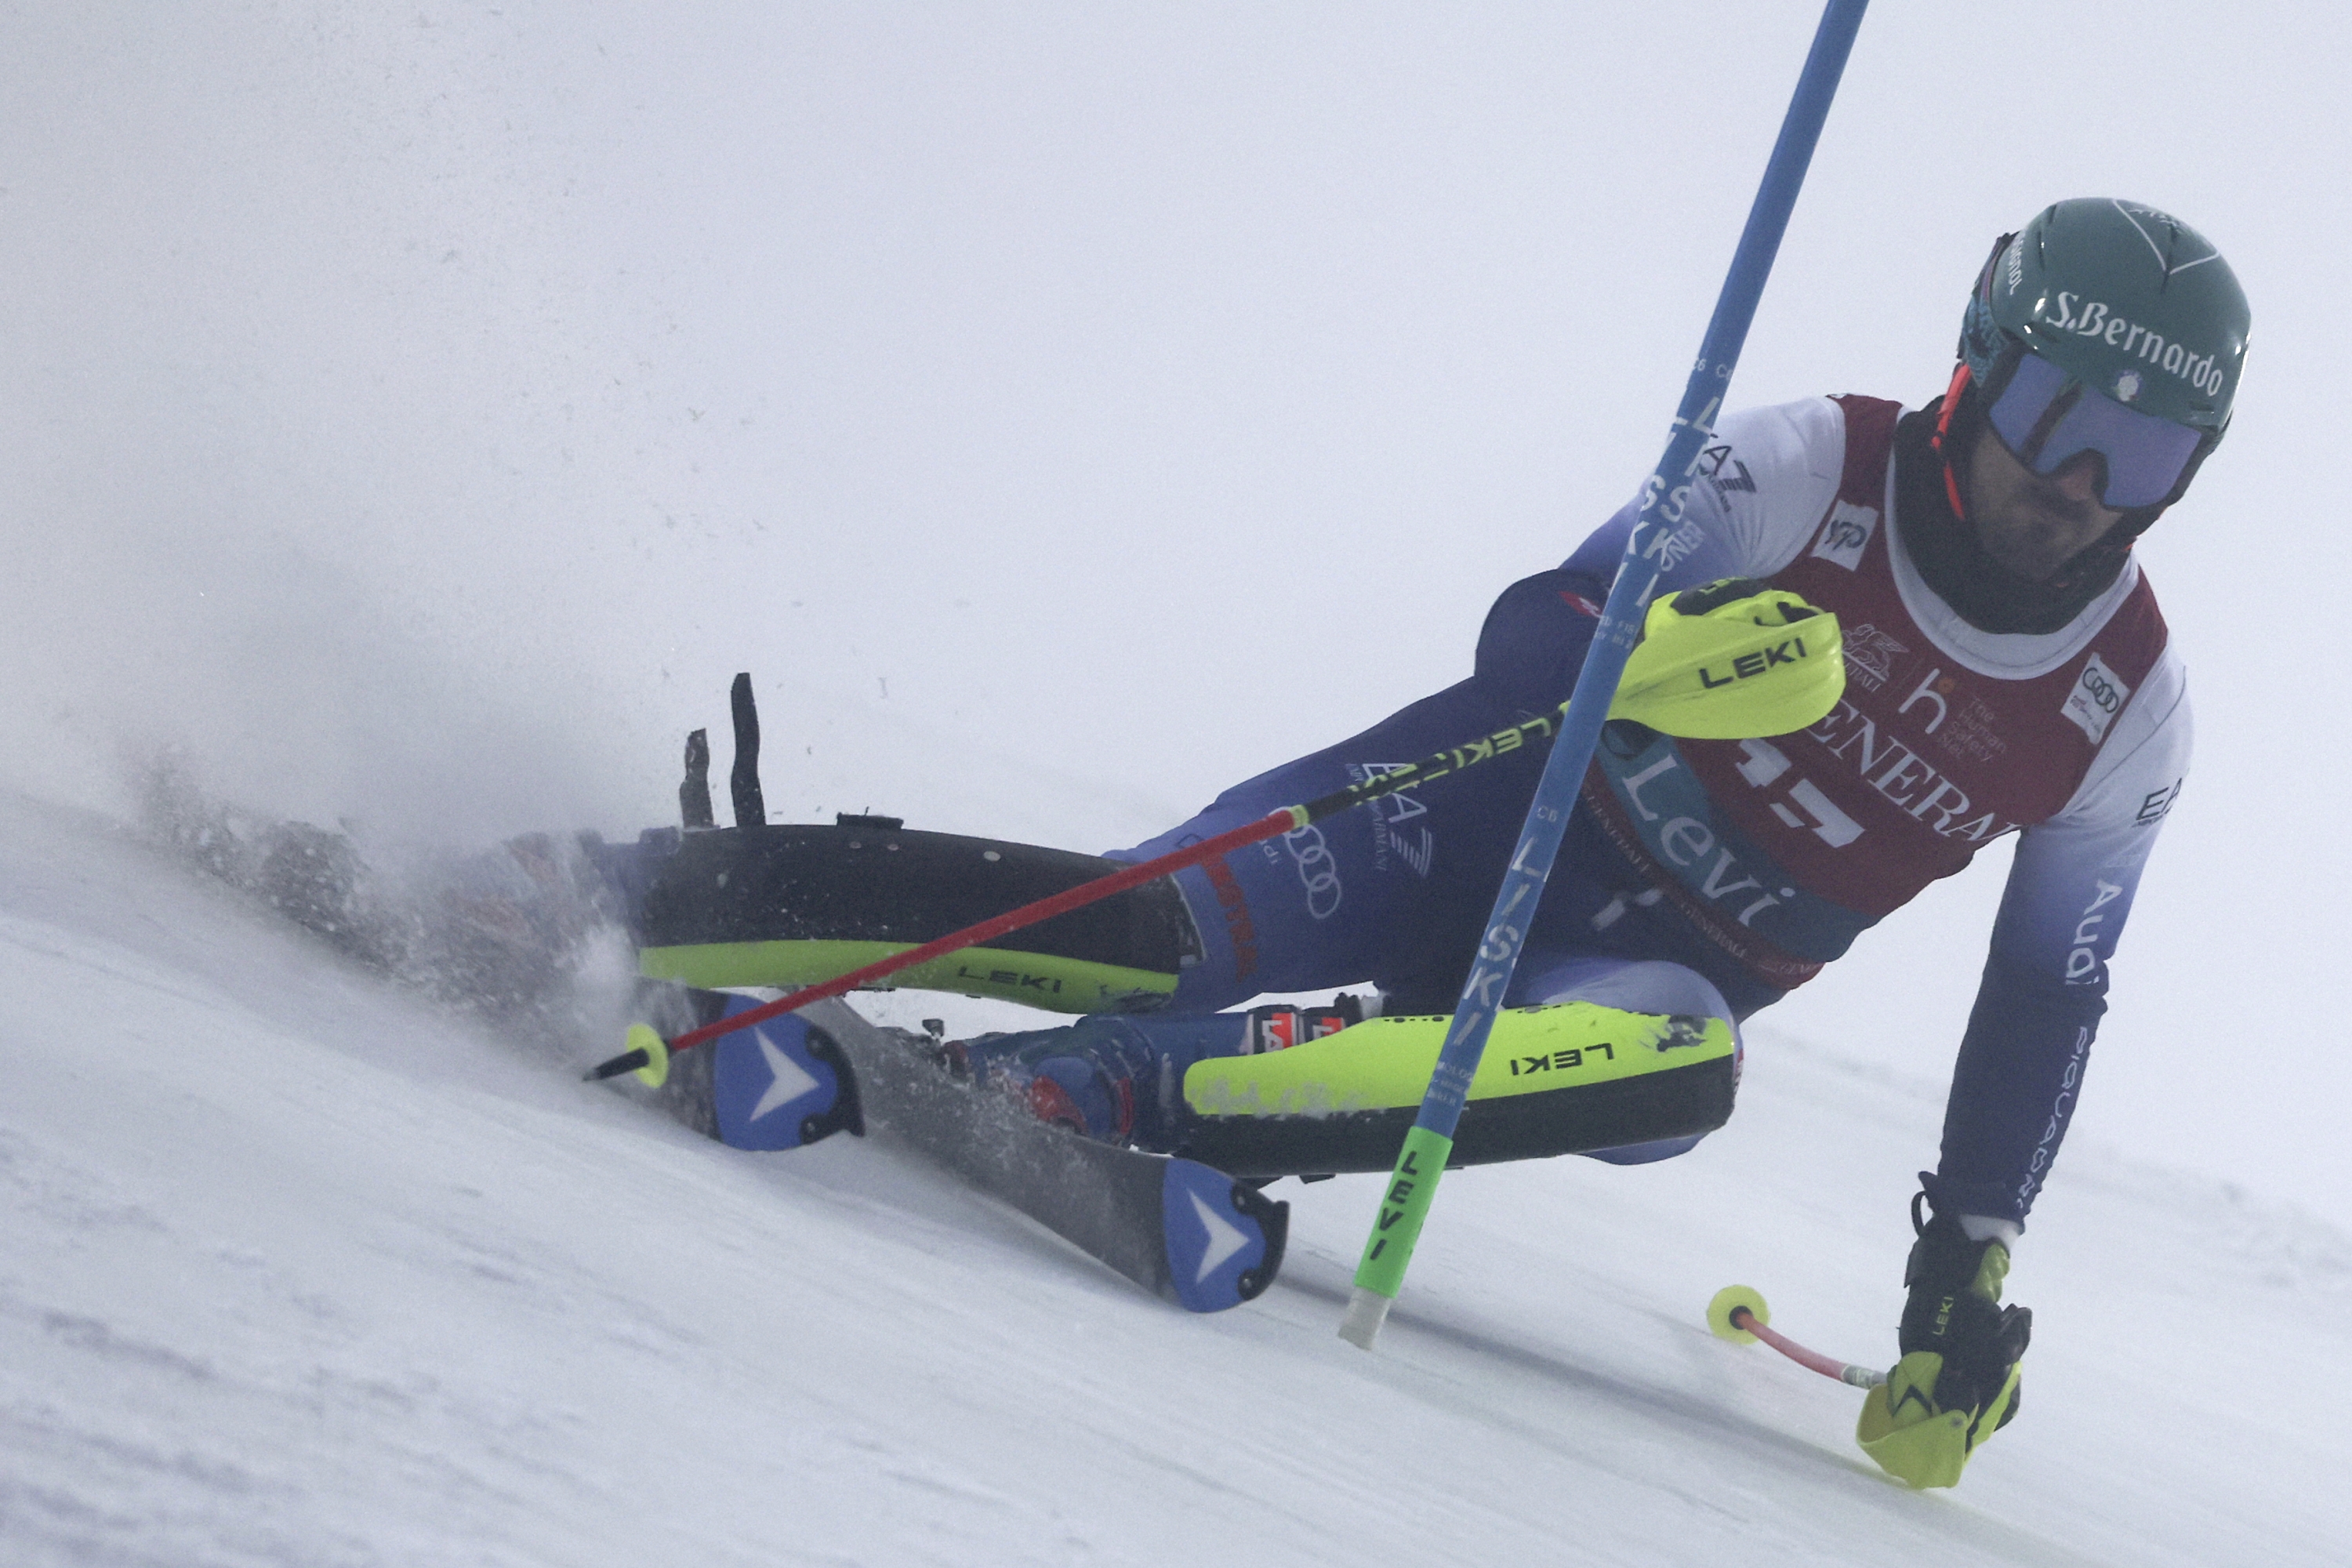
[{"x1": 1929, "y1": 361, "x2": 1973, "y2": 521}]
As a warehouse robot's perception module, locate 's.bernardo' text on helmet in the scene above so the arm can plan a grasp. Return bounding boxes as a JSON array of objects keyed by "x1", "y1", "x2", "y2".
[{"x1": 2035, "y1": 292, "x2": 2227, "y2": 397}]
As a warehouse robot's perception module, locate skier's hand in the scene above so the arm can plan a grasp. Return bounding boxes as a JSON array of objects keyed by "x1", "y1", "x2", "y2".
[
  {"x1": 1610, "y1": 578, "x2": 1843, "y2": 740},
  {"x1": 1856, "y1": 1196, "x2": 2032, "y2": 1488}
]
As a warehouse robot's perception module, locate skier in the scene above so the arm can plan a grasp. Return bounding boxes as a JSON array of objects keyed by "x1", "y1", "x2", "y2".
[
  {"x1": 258, "y1": 194, "x2": 2231, "y2": 1488},
  {"x1": 841, "y1": 197, "x2": 2242, "y2": 1486}
]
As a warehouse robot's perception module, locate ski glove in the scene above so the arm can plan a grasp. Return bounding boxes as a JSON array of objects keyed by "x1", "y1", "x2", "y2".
[
  {"x1": 1857, "y1": 1195, "x2": 2032, "y2": 1488},
  {"x1": 1609, "y1": 578, "x2": 1844, "y2": 741}
]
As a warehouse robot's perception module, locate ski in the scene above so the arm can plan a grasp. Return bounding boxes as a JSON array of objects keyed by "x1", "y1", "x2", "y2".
[
  {"x1": 141, "y1": 728, "x2": 1288, "y2": 1312},
  {"x1": 641, "y1": 990, "x2": 1288, "y2": 1313}
]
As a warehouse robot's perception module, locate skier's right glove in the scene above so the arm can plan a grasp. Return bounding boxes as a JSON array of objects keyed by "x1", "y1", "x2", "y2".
[
  {"x1": 1610, "y1": 578, "x2": 1844, "y2": 741},
  {"x1": 1855, "y1": 1194, "x2": 2032, "y2": 1489}
]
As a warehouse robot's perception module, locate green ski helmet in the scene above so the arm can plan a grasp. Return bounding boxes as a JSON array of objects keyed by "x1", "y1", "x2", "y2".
[{"x1": 1953, "y1": 198, "x2": 2249, "y2": 513}]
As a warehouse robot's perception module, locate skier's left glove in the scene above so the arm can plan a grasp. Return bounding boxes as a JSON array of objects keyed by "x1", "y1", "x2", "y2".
[
  {"x1": 1610, "y1": 578, "x2": 1843, "y2": 740},
  {"x1": 1856, "y1": 1194, "x2": 2032, "y2": 1489}
]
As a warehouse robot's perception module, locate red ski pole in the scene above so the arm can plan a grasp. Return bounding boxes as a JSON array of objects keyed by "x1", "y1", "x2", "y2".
[{"x1": 1708, "y1": 1286, "x2": 1885, "y2": 1389}]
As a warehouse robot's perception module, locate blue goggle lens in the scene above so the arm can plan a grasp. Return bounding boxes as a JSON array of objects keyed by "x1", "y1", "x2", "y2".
[{"x1": 1985, "y1": 351, "x2": 2206, "y2": 510}]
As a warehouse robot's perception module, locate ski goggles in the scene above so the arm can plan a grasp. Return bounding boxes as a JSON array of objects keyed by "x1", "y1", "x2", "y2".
[{"x1": 1981, "y1": 347, "x2": 2212, "y2": 510}]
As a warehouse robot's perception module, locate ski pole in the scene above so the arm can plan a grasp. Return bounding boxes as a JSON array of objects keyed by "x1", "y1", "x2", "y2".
[
  {"x1": 583, "y1": 699, "x2": 1581, "y2": 1083},
  {"x1": 1708, "y1": 1285, "x2": 1885, "y2": 1388},
  {"x1": 1338, "y1": 0, "x2": 1870, "y2": 1352}
]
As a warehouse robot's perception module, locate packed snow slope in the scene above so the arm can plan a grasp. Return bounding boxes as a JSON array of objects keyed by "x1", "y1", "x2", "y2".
[{"x1": 2, "y1": 791, "x2": 2344, "y2": 1567}]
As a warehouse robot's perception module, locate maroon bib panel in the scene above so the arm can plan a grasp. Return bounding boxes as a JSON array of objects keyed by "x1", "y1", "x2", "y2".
[{"x1": 1584, "y1": 396, "x2": 2170, "y2": 988}]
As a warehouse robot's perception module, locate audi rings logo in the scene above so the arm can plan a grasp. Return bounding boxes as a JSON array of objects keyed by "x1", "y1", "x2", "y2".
[
  {"x1": 2060, "y1": 651, "x2": 2132, "y2": 746},
  {"x1": 1283, "y1": 825, "x2": 1343, "y2": 920}
]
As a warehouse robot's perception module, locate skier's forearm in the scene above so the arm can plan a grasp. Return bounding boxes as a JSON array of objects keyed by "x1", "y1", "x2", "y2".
[
  {"x1": 1941, "y1": 797, "x2": 2169, "y2": 1226},
  {"x1": 1930, "y1": 952, "x2": 2107, "y2": 1227}
]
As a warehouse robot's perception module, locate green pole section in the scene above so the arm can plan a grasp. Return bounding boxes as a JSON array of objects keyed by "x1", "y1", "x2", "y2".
[{"x1": 1349, "y1": 1126, "x2": 1455, "y2": 1299}]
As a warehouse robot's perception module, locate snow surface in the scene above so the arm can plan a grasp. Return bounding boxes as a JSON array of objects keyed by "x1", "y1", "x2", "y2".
[
  {"x1": 5, "y1": 790, "x2": 2346, "y2": 1566},
  {"x1": 8, "y1": 4, "x2": 2352, "y2": 1560}
]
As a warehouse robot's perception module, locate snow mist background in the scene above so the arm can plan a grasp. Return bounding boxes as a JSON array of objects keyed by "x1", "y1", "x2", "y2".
[{"x1": 5, "y1": 0, "x2": 2346, "y2": 1218}]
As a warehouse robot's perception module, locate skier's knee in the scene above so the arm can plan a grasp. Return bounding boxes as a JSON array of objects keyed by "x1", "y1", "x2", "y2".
[
  {"x1": 1473, "y1": 568, "x2": 1610, "y2": 709},
  {"x1": 1518, "y1": 956, "x2": 1739, "y2": 1031},
  {"x1": 1512, "y1": 956, "x2": 1744, "y2": 1168}
]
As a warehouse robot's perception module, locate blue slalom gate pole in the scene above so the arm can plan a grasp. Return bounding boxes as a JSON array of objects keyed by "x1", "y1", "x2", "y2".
[{"x1": 1341, "y1": 0, "x2": 1870, "y2": 1349}]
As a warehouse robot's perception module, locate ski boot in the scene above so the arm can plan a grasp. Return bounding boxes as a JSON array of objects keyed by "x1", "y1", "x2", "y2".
[{"x1": 945, "y1": 998, "x2": 1373, "y2": 1148}]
